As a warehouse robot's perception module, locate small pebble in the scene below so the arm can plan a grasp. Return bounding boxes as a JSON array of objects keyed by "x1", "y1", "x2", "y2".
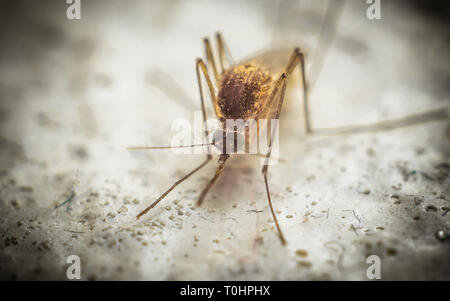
[
  {"x1": 435, "y1": 230, "x2": 447, "y2": 241},
  {"x1": 295, "y1": 249, "x2": 308, "y2": 257}
]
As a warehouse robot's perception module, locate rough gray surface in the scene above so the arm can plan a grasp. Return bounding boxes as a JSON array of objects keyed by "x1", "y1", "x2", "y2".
[{"x1": 0, "y1": 0, "x2": 449, "y2": 280}]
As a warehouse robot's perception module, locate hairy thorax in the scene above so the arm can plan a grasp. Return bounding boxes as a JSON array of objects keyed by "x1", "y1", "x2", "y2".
[{"x1": 217, "y1": 63, "x2": 273, "y2": 121}]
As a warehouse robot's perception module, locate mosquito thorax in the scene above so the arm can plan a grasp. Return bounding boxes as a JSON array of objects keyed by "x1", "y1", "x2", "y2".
[{"x1": 217, "y1": 63, "x2": 273, "y2": 120}]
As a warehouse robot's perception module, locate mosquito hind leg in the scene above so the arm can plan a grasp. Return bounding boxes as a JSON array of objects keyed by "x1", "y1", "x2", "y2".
[
  {"x1": 310, "y1": 108, "x2": 449, "y2": 136},
  {"x1": 283, "y1": 2, "x2": 447, "y2": 137},
  {"x1": 282, "y1": 48, "x2": 312, "y2": 135},
  {"x1": 284, "y1": 47, "x2": 449, "y2": 136}
]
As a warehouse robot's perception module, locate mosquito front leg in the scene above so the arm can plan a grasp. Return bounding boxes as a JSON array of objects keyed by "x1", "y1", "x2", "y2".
[
  {"x1": 215, "y1": 32, "x2": 233, "y2": 73},
  {"x1": 196, "y1": 155, "x2": 229, "y2": 207},
  {"x1": 203, "y1": 38, "x2": 220, "y2": 87},
  {"x1": 134, "y1": 59, "x2": 219, "y2": 219},
  {"x1": 196, "y1": 58, "x2": 222, "y2": 158},
  {"x1": 136, "y1": 158, "x2": 212, "y2": 219},
  {"x1": 187, "y1": 58, "x2": 231, "y2": 209}
]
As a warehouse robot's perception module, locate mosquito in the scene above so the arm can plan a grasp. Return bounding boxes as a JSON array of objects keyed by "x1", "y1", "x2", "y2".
[{"x1": 128, "y1": 1, "x2": 448, "y2": 245}]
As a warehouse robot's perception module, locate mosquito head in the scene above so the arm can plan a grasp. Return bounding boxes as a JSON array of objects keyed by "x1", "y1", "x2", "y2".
[{"x1": 212, "y1": 129, "x2": 245, "y2": 155}]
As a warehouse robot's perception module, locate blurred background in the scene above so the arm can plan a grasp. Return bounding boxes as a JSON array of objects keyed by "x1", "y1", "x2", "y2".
[{"x1": 0, "y1": 0, "x2": 449, "y2": 280}]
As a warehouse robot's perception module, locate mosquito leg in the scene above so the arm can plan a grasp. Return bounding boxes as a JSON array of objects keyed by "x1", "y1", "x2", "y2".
[
  {"x1": 262, "y1": 73, "x2": 289, "y2": 167},
  {"x1": 282, "y1": 48, "x2": 312, "y2": 135},
  {"x1": 298, "y1": 53, "x2": 312, "y2": 135},
  {"x1": 203, "y1": 38, "x2": 220, "y2": 87},
  {"x1": 310, "y1": 108, "x2": 449, "y2": 137},
  {"x1": 289, "y1": 1, "x2": 446, "y2": 136},
  {"x1": 263, "y1": 173, "x2": 287, "y2": 245},
  {"x1": 261, "y1": 72, "x2": 290, "y2": 245},
  {"x1": 273, "y1": 0, "x2": 345, "y2": 135},
  {"x1": 196, "y1": 155, "x2": 229, "y2": 206},
  {"x1": 135, "y1": 59, "x2": 219, "y2": 219},
  {"x1": 196, "y1": 58, "x2": 223, "y2": 157},
  {"x1": 284, "y1": 49, "x2": 448, "y2": 137},
  {"x1": 136, "y1": 157, "x2": 212, "y2": 219},
  {"x1": 215, "y1": 32, "x2": 234, "y2": 73}
]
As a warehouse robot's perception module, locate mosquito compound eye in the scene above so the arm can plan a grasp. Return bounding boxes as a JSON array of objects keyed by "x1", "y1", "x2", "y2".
[
  {"x1": 212, "y1": 130, "x2": 245, "y2": 154},
  {"x1": 212, "y1": 130, "x2": 225, "y2": 153}
]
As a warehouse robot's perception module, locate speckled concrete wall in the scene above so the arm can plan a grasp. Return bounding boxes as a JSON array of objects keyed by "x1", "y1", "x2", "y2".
[{"x1": 0, "y1": 0, "x2": 449, "y2": 280}]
